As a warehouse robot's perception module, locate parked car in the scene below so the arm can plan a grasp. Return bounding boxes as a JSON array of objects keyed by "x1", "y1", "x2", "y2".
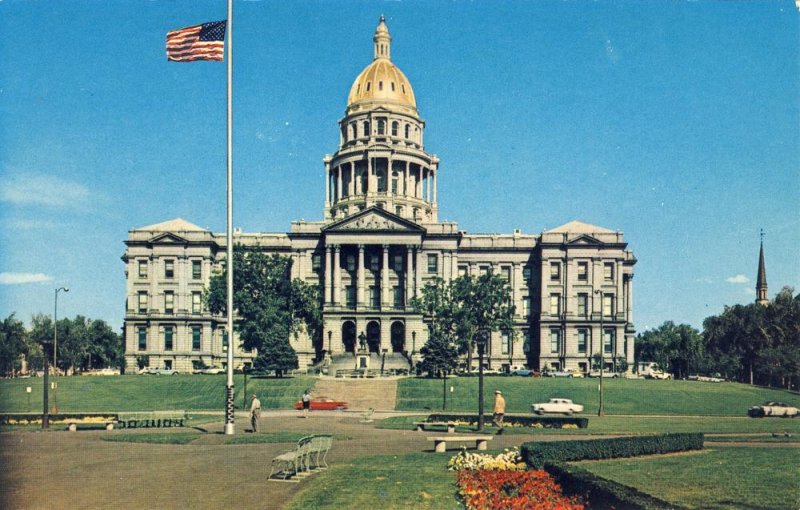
[
  {"x1": 193, "y1": 365, "x2": 224, "y2": 375},
  {"x1": 547, "y1": 371, "x2": 574, "y2": 378},
  {"x1": 568, "y1": 369, "x2": 585, "y2": 378},
  {"x1": 587, "y1": 371, "x2": 621, "y2": 378},
  {"x1": 748, "y1": 401, "x2": 799, "y2": 418},
  {"x1": 531, "y1": 398, "x2": 584, "y2": 415},
  {"x1": 293, "y1": 396, "x2": 348, "y2": 411},
  {"x1": 645, "y1": 371, "x2": 672, "y2": 380},
  {"x1": 147, "y1": 367, "x2": 179, "y2": 375},
  {"x1": 510, "y1": 368, "x2": 534, "y2": 376}
]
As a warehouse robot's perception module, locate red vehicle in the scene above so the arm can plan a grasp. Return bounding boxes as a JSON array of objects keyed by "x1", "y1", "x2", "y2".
[{"x1": 293, "y1": 396, "x2": 348, "y2": 411}]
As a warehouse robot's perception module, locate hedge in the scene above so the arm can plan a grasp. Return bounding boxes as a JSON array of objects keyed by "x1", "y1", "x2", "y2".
[
  {"x1": 427, "y1": 413, "x2": 588, "y2": 429},
  {"x1": 546, "y1": 462, "x2": 684, "y2": 510},
  {"x1": 521, "y1": 433, "x2": 704, "y2": 468},
  {"x1": 0, "y1": 413, "x2": 118, "y2": 425}
]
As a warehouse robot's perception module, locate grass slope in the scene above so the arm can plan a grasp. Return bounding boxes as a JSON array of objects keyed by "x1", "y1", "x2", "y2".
[
  {"x1": 578, "y1": 447, "x2": 799, "y2": 509},
  {"x1": 0, "y1": 375, "x2": 316, "y2": 412},
  {"x1": 396, "y1": 377, "x2": 800, "y2": 416},
  {"x1": 286, "y1": 453, "x2": 461, "y2": 510}
]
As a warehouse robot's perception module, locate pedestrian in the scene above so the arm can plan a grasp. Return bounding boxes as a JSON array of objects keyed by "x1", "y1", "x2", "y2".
[
  {"x1": 250, "y1": 393, "x2": 261, "y2": 433},
  {"x1": 492, "y1": 390, "x2": 505, "y2": 434},
  {"x1": 302, "y1": 389, "x2": 311, "y2": 418}
]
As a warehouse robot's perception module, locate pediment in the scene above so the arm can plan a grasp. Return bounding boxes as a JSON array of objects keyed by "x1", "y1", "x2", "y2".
[
  {"x1": 149, "y1": 232, "x2": 188, "y2": 244},
  {"x1": 565, "y1": 234, "x2": 604, "y2": 246},
  {"x1": 324, "y1": 207, "x2": 425, "y2": 233}
]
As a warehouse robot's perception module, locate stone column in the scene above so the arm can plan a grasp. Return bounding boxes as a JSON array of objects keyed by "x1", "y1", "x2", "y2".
[
  {"x1": 324, "y1": 247, "x2": 332, "y2": 304},
  {"x1": 366, "y1": 157, "x2": 373, "y2": 195},
  {"x1": 443, "y1": 251, "x2": 451, "y2": 280},
  {"x1": 626, "y1": 275, "x2": 633, "y2": 324},
  {"x1": 333, "y1": 246, "x2": 341, "y2": 305},
  {"x1": 357, "y1": 245, "x2": 365, "y2": 307},
  {"x1": 387, "y1": 158, "x2": 393, "y2": 198},
  {"x1": 324, "y1": 161, "x2": 330, "y2": 208},
  {"x1": 404, "y1": 161, "x2": 410, "y2": 198},
  {"x1": 513, "y1": 262, "x2": 522, "y2": 315},
  {"x1": 616, "y1": 260, "x2": 624, "y2": 319},
  {"x1": 349, "y1": 162, "x2": 355, "y2": 196},
  {"x1": 380, "y1": 320, "x2": 391, "y2": 353},
  {"x1": 336, "y1": 165, "x2": 342, "y2": 202},
  {"x1": 405, "y1": 246, "x2": 414, "y2": 307},
  {"x1": 381, "y1": 245, "x2": 390, "y2": 308},
  {"x1": 432, "y1": 167, "x2": 438, "y2": 205},
  {"x1": 415, "y1": 246, "x2": 423, "y2": 297}
]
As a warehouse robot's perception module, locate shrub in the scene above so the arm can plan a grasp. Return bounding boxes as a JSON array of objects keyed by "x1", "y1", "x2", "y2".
[
  {"x1": 546, "y1": 462, "x2": 684, "y2": 510},
  {"x1": 448, "y1": 447, "x2": 526, "y2": 471},
  {"x1": 427, "y1": 413, "x2": 588, "y2": 429},
  {"x1": 521, "y1": 433, "x2": 703, "y2": 469}
]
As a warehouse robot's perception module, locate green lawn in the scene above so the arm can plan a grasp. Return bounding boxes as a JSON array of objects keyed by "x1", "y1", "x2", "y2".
[
  {"x1": 578, "y1": 447, "x2": 799, "y2": 509},
  {"x1": 101, "y1": 432, "x2": 201, "y2": 444},
  {"x1": 0, "y1": 375, "x2": 316, "y2": 412},
  {"x1": 286, "y1": 453, "x2": 462, "y2": 510},
  {"x1": 377, "y1": 414, "x2": 800, "y2": 435},
  {"x1": 397, "y1": 377, "x2": 800, "y2": 416},
  {"x1": 224, "y1": 432, "x2": 351, "y2": 445}
]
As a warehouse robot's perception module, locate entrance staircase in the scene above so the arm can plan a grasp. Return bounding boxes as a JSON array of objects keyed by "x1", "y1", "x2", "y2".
[
  {"x1": 313, "y1": 378, "x2": 398, "y2": 411},
  {"x1": 328, "y1": 352, "x2": 410, "y2": 375}
]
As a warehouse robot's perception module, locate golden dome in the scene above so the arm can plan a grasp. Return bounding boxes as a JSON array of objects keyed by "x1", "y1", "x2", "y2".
[{"x1": 346, "y1": 17, "x2": 417, "y2": 114}]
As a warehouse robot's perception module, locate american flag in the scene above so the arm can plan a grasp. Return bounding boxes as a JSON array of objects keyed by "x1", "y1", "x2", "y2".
[{"x1": 166, "y1": 20, "x2": 226, "y2": 62}]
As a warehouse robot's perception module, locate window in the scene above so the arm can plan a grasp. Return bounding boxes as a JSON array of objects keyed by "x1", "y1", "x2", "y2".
[
  {"x1": 604, "y1": 329, "x2": 614, "y2": 354},
  {"x1": 312, "y1": 254, "x2": 322, "y2": 272},
  {"x1": 393, "y1": 254, "x2": 404, "y2": 272},
  {"x1": 137, "y1": 327, "x2": 147, "y2": 351},
  {"x1": 378, "y1": 81, "x2": 383, "y2": 91},
  {"x1": 391, "y1": 82, "x2": 395, "y2": 91},
  {"x1": 391, "y1": 121, "x2": 398, "y2": 137},
  {"x1": 577, "y1": 293, "x2": 588, "y2": 318},
  {"x1": 550, "y1": 262, "x2": 561, "y2": 281},
  {"x1": 549, "y1": 294, "x2": 561, "y2": 316},
  {"x1": 458, "y1": 265, "x2": 468, "y2": 277},
  {"x1": 501, "y1": 331, "x2": 510, "y2": 355},
  {"x1": 192, "y1": 326, "x2": 201, "y2": 351},
  {"x1": 138, "y1": 292, "x2": 148, "y2": 313},
  {"x1": 366, "y1": 81, "x2": 371, "y2": 91},
  {"x1": 350, "y1": 122, "x2": 356, "y2": 139},
  {"x1": 577, "y1": 262, "x2": 588, "y2": 281},
  {"x1": 222, "y1": 330, "x2": 229, "y2": 351},
  {"x1": 550, "y1": 329, "x2": 561, "y2": 353},
  {"x1": 391, "y1": 177, "x2": 398, "y2": 194},
  {"x1": 404, "y1": 124, "x2": 410, "y2": 138},
  {"x1": 377, "y1": 118, "x2": 386, "y2": 135},
  {"x1": 363, "y1": 121, "x2": 370, "y2": 137},
  {"x1": 522, "y1": 331, "x2": 530, "y2": 354},
  {"x1": 164, "y1": 259, "x2": 174, "y2": 279},
  {"x1": 164, "y1": 326, "x2": 174, "y2": 351},
  {"x1": 395, "y1": 206, "x2": 402, "y2": 216},
  {"x1": 393, "y1": 286, "x2": 404, "y2": 307},
  {"x1": 164, "y1": 291, "x2": 174, "y2": 314},
  {"x1": 478, "y1": 265, "x2": 489, "y2": 276},
  {"x1": 138, "y1": 260, "x2": 148, "y2": 279},
  {"x1": 522, "y1": 266, "x2": 531, "y2": 281},
  {"x1": 603, "y1": 293, "x2": 614, "y2": 317},
  {"x1": 427, "y1": 254, "x2": 438, "y2": 274},
  {"x1": 369, "y1": 286, "x2": 379, "y2": 307},
  {"x1": 192, "y1": 260, "x2": 202, "y2": 280},
  {"x1": 370, "y1": 254, "x2": 380, "y2": 272},
  {"x1": 346, "y1": 286, "x2": 356, "y2": 307},
  {"x1": 346, "y1": 254, "x2": 356, "y2": 272},
  {"x1": 522, "y1": 297, "x2": 530, "y2": 317},
  {"x1": 577, "y1": 329, "x2": 588, "y2": 354},
  {"x1": 500, "y1": 266, "x2": 511, "y2": 282},
  {"x1": 192, "y1": 292, "x2": 202, "y2": 314},
  {"x1": 604, "y1": 262, "x2": 614, "y2": 282}
]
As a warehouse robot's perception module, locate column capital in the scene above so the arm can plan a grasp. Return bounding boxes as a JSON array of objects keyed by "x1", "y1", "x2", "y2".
[
  {"x1": 382, "y1": 244, "x2": 390, "y2": 250},
  {"x1": 358, "y1": 244, "x2": 365, "y2": 252},
  {"x1": 333, "y1": 244, "x2": 341, "y2": 252}
]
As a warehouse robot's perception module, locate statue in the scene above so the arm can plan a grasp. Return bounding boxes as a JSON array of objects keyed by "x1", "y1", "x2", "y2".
[{"x1": 358, "y1": 332, "x2": 367, "y2": 351}]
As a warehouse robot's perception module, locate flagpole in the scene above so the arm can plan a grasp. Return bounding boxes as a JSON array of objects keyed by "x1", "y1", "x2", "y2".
[{"x1": 224, "y1": 0, "x2": 235, "y2": 436}]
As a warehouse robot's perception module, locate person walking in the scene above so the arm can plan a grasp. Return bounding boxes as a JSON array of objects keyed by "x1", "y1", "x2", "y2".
[
  {"x1": 301, "y1": 389, "x2": 311, "y2": 418},
  {"x1": 492, "y1": 390, "x2": 505, "y2": 434},
  {"x1": 250, "y1": 393, "x2": 261, "y2": 433}
]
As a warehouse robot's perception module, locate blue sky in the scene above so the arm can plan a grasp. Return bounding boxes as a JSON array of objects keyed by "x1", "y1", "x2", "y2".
[{"x1": 1, "y1": 0, "x2": 798, "y2": 333}]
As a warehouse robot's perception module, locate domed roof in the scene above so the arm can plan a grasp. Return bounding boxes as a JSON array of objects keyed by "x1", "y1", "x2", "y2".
[{"x1": 346, "y1": 17, "x2": 417, "y2": 114}]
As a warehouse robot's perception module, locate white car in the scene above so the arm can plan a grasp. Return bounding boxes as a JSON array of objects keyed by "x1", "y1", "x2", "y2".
[
  {"x1": 646, "y1": 371, "x2": 672, "y2": 380},
  {"x1": 748, "y1": 402, "x2": 799, "y2": 418},
  {"x1": 531, "y1": 398, "x2": 584, "y2": 415}
]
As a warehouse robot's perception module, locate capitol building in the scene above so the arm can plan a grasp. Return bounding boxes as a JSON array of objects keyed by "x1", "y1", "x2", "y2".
[{"x1": 122, "y1": 17, "x2": 637, "y2": 375}]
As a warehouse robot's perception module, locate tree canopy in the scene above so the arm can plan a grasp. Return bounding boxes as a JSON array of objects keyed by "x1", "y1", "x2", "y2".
[{"x1": 206, "y1": 249, "x2": 322, "y2": 376}]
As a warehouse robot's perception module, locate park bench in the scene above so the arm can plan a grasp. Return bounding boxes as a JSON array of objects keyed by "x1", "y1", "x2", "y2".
[
  {"x1": 269, "y1": 434, "x2": 334, "y2": 481},
  {"x1": 360, "y1": 408, "x2": 375, "y2": 423},
  {"x1": 427, "y1": 434, "x2": 493, "y2": 453},
  {"x1": 116, "y1": 411, "x2": 187, "y2": 429},
  {"x1": 67, "y1": 419, "x2": 117, "y2": 432},
  {"x1": 413, "y1": 421, "x2": 456, "y2": 433}
]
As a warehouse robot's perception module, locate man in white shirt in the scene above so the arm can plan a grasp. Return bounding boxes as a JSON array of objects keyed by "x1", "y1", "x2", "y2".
[{"x1": 250, "y1": 394, "x2": 261, "y2": 433}]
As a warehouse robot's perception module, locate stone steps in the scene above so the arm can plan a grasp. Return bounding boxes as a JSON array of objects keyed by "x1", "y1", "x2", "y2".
[{"x1": 313, "y1": 378, "x2": 398, "y2": 411}]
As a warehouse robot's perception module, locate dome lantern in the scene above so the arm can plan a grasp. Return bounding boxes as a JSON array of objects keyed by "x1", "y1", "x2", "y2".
[{"x1": 374, "y1": 15, "x2": 391, "y2": 60}]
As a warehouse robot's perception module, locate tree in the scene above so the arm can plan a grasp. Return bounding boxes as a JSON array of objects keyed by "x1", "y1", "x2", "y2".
[
  {"x1": 83, "y1": 319, "x2": 123, "y2": 370},
  {"x1": 206, "y1": 249, "x2": 322, "y2": 376},
  {"x1": 636, "y1": 321, "x2": 705, "y2": 378},
  {"x1": 413, "y1": 273, "x2": 515, "y2": 372},
  {"x1": 0, "y1": 313, "x2": 29, "y2": 376},
  {"x1": 416, "y1": 331, "x2": 459, "y2": 377}
]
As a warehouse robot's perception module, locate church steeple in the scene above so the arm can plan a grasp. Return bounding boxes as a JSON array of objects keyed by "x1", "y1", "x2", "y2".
[{"x1": 756, "y1": 231, "x2": 768, "y2": 306}]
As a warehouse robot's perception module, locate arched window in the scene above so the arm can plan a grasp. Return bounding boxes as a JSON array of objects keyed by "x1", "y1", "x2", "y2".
[
  {"x1": 366, "y1": 82, "x2": 371, "y2": 91},
  {"x1": 404, "y1": 124, "x2": 410, "y2": 139},
  {"x1": 378, "y1": 81, "x2": 383, "y2": 91},
  {"x1": 391, "y1": 82, "x2": 396, "y2": 91},
  {"x1": 377, "y1": 118, "x2": 385, "y2": 135},
  {"x1": 350, "y1": 122, "x2": 357, "y2": 139},
  {"x1": 363, "y1": 121, "x2": 370, "y2": 137},
  {"x1": 391, "y1": 121, "x2": 399, "y2": 137}
]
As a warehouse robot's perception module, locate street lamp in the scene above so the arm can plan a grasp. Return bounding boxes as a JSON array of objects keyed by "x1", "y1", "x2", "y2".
[
  {"x1": 381, "y1": 348, "x2": 388, "y2": 376},
  {"x1": 411, "y1": 331, "x2": 416, "y2": 371},
  {"x1": 594, "y1": 289, "x2": 604, "y2": 417},
  {"x1": 475, "y1": 330, "x2": 489, "y2": 432},
  {"x1": 53, "y1": 287, "x2": 69, "y2": 413}
]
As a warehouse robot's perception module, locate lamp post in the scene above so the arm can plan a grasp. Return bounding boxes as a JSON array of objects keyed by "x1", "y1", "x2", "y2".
[
  {"x1": 476, "y1": 330, "x2": 488, "y2": 432},
  {"x1": 327, "y1": 330, "x2": 332, "y2": 355},
  {"x1": 594, "y1": 289, "x2": 604, "y2": 417},
  {"x1": 53, "y1": 287, "x2": 69, "y2": 413},
  {"x1": 411, "y1": 331, "x2": 416, "y2": 371},
  {"x1": 381, "y1": 348, "x2": 388, "y2": 376}
]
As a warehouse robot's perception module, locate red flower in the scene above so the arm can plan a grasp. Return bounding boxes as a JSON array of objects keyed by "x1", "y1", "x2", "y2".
[{"x1": 457, "y1": 469, "x2": 586, "y2": 510}]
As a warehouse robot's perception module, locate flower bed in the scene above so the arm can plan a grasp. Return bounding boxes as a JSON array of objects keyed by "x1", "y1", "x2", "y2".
[
  {"x1": 457, "y1": 469, "x2": 586, "y2": 510},
  {"x1": 427, "y1": 413, "x2": 588, "y2": 429}
]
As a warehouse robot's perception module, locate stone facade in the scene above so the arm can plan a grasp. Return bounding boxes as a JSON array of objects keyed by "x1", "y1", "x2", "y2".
[{"x1": 122, "y1": 18, "x2": 636, "y2": 374}]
